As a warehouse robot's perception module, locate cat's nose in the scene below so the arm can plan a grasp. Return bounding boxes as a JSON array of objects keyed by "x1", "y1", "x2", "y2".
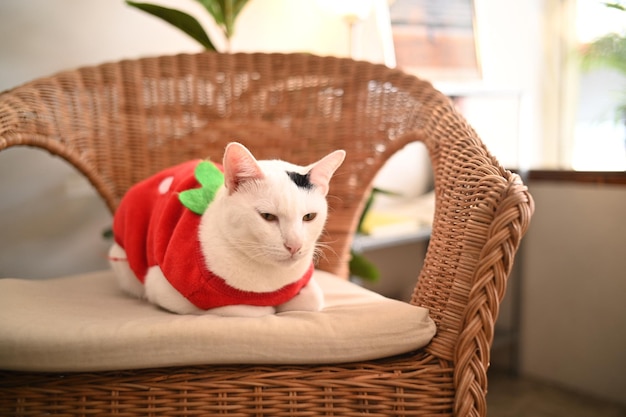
[{"x1": 284, "y1": 243, "x2": 301, "y2": 255}]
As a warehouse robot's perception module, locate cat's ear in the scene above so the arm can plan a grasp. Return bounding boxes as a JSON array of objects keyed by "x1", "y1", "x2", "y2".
[
  {"x1": 308, "y1": 150, "x2": 346, "y2": 196},
  {"x1": 223, "y1": 142, "x2": 264, "y2": 194}
]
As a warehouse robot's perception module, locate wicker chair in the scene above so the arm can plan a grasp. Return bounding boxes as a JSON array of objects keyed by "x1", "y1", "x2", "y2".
[{"x1": 0, "y1": 52, "x2": 533, "y2": 416}]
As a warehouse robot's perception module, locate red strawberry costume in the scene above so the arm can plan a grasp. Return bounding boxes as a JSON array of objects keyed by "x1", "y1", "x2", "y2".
[{"x1": 112, "y1": 160, "x2": 313, "y2": 310}]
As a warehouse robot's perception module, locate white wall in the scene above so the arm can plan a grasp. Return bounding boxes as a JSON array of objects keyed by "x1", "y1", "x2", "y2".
[
  {"x1": 0, "y1": 0, "x2": 393, "y2": 90},
  {"x1": 463, "y1": 0, "x2": 544, "y2": 170},
  {"x1": 0, "y1": 0, "x2": 202, "y2": 90},
  {"x1": 521, "y1": 181, "x2": 626, "y2": 405},
  {"x1": 0, "y1": 0, "x2": 203, "y2": 279}
]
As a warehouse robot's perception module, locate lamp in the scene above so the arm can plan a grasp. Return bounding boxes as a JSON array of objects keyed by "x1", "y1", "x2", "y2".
[
  {"x1": 317, "y1": 0, "x2": 375, "y2": 58},
  {"x1": 230, "y1": 0, "x2": 395, "y2": 68}
]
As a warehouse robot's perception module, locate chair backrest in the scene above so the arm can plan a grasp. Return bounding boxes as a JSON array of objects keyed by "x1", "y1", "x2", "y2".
[{"x1": 0, "y1": 52, "x2": 534, "y2": 382}]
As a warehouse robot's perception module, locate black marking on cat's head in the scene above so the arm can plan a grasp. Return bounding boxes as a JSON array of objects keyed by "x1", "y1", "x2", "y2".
[{"x1": 286, "y1": 171, "x2": 313, "y2": 190}]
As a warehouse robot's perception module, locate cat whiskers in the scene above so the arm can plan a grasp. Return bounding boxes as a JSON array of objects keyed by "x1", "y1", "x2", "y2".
[
  {"x1": 208, "y1": 239, "x2": 269, "y2": 265},
  {"x1": 212, "y1": 237, "x2": 300, "y2": 266},
  {"x1": 236, "y1": 243, "x2": 271, "y2": 264},
  {"x1": 313, "y1": 240, "x2": 336, "y2": 264}
]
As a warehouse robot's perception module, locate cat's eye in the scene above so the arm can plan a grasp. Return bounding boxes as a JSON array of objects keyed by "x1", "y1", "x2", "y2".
[
  {"x1": 303, "y1": 213, "x2": 317, "y2": 222},
  {"x1": 260, "y1": 212, "x2": 277, "y2": 222}
]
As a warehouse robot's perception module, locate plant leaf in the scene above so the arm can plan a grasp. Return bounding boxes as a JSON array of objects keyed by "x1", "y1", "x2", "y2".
[
  {"x1": 356, "y1": 187, "x2": 402, "y2": 234},
  {"x1": 349, "y1": 251, "x2": 381, "y2": 282},
  {"x1": 581, "y1": 33, "x2": 626, "y2": 76},
  {"x1": 102, "y1": 226, "x2": 113, "y2": 240},
  {"x1": 225, "y1": 0, "x2": 251, "y2": 38},
  {"x1": 195, "y1": 0, "x2": 225, "y2": 25},
  {"x1": 223, "y1": 0, "x2": 235, "y2": 38},
  {"x1": 126, "y1": 1, "x2": 217, "y2": 50},
  {"x1": 193, "y1": 0, "x2": 250, "y2": 39},
  {"x1": 233, "y1": 0, "x2": 249, "y2": 16},
  {"x1": 603, "y1": 2, "x2": 626, "y2": 12}
]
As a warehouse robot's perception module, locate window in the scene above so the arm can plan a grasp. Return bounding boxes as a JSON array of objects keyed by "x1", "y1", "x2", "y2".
[{"x1": 573, "y1": 0, "x2": 626, "y2": 171}]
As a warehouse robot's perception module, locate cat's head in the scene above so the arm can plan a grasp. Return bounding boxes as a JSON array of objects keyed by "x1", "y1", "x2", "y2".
[{"x1": 215, "y1": 142, "x2": 345, "y2": 267}]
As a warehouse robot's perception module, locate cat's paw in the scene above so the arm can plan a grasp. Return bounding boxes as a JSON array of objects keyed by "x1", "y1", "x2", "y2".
[
  {"x1": 207, "y1": 305, "x2": 276, "y2": 317},
  {"x1": 144, "y1": 266, "x2": 204, "y2": 314},
  {"x1": 276, "y1": 277, "x2": 324, "y2": 313},
  {"x1": 109, "y1": 243, "x2": 145, "y2": 298}
]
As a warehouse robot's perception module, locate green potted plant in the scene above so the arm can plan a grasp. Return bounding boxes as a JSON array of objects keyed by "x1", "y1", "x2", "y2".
[
  {"x1": 579, "y1": 1, "x2": 626, "y2": 122},
  {"x1": 126, "y1": 0, "x2": 251, "y2": 51}
]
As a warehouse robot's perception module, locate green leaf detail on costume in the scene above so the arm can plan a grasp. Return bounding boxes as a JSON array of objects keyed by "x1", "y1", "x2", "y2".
[{"x1": 179, "y1": 161, "x2": 224, "y2": 215}]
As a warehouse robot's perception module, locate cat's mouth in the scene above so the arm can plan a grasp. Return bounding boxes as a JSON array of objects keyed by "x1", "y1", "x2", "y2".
[
  {"x1": 278, "y1": 254, "x2": 301, "y2": 264},
  {"x1": 276, "y1": 250, "x2": 308, "y2": 265}
]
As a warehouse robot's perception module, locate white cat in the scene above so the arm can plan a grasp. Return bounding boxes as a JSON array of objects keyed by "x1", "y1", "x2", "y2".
[{"x1": 109, "y1": 142, "x2": 345, "y2": 317}]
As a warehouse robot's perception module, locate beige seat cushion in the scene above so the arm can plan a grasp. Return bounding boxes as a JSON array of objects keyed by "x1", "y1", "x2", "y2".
[{"x1": 0, "y1": 270, "x2": 436, "y2": 372}]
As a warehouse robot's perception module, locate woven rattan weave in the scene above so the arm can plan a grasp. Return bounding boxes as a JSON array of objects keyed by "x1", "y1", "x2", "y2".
[{"x1": 0, "y1": 52, "x2": 533, "y2": 416}]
